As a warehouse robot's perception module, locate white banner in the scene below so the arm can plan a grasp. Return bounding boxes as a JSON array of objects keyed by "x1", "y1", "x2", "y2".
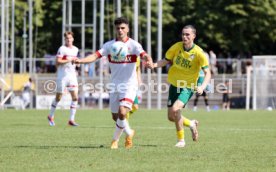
[{"x1": 36, "y1": 94, "x2": 72, "y2": 110}]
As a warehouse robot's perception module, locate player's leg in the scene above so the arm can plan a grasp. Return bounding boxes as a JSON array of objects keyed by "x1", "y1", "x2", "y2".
[
  {"x1": 203, "y1": 91, "x2": 210, "y2": 112},
  {"x1": 48, "y1": 92, "x2": 62, "y2": 126},
  {"x1": 48, "y1": 79, "x2": 65, "y2": 126},
  {"x1": 111, "y1": 105, "x2": 134, "y2": 149},
  {"x1": 110, "y1": 92, "x2": 121, "y2": 149},
  {"x1": 178, "y1": 88, "x2": 199, "y2": 142},
  {"x1": 222, "y1": 94, "x2": 227, "y2": 110},
  {"x1": 67, "y1": 78, "x2": 79, "y2": 126},
  {"x1": 170, "y1": 100, "x2": 186, "y2": 147},
  {"x1": 126, "y1": 95, "x2": 139, "y2": 119},
  {"x1": 227, "y1": 99, "x2": 231, "y2": 110},
  {"x1": 68, "y1": 90, "x2": 79, "y2": 126},
  {"x1": 117, "y1": 105, "x2": 135, "y2": 149},
  {"x1": 193, "y1": 93, "x2": 199, "y2": 111},
  {"x1": 167, "y1": 85, "x2": 190, "y2": 147}
]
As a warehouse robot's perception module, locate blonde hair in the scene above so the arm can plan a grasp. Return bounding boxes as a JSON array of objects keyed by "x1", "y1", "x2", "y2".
[{"x1": 64, "y1": 31, "x2": 74, "y2": 38}]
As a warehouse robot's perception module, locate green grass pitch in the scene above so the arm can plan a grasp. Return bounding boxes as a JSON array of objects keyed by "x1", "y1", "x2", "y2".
[{"x1": 0, "y1": 109, "x2": 275, "y2": 172}]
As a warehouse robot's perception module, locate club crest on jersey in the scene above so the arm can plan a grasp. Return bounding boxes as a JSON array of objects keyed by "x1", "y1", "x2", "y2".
[{"x1": 189, "y1": 54, "x2": 195, "y2": 60}]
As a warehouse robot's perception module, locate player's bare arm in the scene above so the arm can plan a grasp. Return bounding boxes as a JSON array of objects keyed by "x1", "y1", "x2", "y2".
[
  {"x1": 56, "y1": 56, "x2": 76, "y2": 65},
  {"x1": 74, "y1": 53, "x2": 98, "y2": 64},
  {"x1": 153, "y1": 59, "x2": 170, "y2": 68},
  {"x1": 196, "y1": 67, "x2": 211, "y2": 94}
]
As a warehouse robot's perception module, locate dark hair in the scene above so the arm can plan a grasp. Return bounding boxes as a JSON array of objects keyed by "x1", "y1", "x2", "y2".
[
  {"x1": 64, "y1": 31, "x2": 74, "y2": 38},
  {"x1": 114, "y1": 17, "x2": 129, "y2": 25},
  {"x1": 183, "y1": 25, "x2": 196, "y2": 35}
]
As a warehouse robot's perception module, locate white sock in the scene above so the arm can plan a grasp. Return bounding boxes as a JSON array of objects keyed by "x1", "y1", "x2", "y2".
[
  {"x1": 49, "y1": 99, "x2": 58, "y2": 118},
  {"x1": 113, "y1": 119, "x2": 126, "y2": 141},
  {"x1": 190, "y1": 120, "x2": 196, "y2": 129},
  {"x1": 70, "y1": 101, "x2": 78, "y2": 121},
  {"x1": 124, "y1": 120, "x2": 133, "y2": 136}
]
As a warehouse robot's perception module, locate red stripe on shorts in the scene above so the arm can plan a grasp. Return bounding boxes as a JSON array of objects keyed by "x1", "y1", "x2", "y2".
[{"x1": 119, "y1": 98, "x2": 133, "y2": 104}]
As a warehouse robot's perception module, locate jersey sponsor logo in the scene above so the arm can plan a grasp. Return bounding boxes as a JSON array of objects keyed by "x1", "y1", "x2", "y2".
[
  {"x1": 108, "y1": 54, "x2": 137, "y2": 64},
  {"x1": 175, "y1": 55, "x2": 192, "y2": 69}
]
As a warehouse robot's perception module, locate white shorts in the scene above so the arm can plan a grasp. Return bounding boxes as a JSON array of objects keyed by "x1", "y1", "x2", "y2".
[
  {"x1": 56, "y1": 76, "x2": 78, "y2": 93},
  {"x1": 109, "y1": 86, "x2": 137, "y2": 113}
]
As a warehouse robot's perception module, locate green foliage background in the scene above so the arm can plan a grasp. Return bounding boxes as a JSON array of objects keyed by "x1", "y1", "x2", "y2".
[{"x1": 12, "y1": 0, "x2": 276, "y2": 59}]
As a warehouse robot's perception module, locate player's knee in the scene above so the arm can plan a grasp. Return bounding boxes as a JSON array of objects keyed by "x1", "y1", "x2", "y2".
[
  {"x1": 118, "y1": 113, "x2": 126, "y2": 120},
  {"x1": 112, "y1": 113, "x2": 118, "y2": 121},
  {"x1": 171, "y1": 107, "x2": 179, "y2": 114},
  {"x1": 56, "y1": 97, "x2": 61, "y2": 102},
  {"x1": 72, "y1": 97, "x2": 78, "y2": 101},
  {"x1": 168, "y1": 115, "x2": 174, "y2": 122},
  {"x1": 167, "y1": 112, "x2": 175, "y2": 122},
  {"x1": 112, "y1": 115, "x2": 117, "y2": 121}
]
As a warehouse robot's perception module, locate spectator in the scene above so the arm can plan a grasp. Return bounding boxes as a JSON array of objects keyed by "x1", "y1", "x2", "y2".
[
  {"x1": 226, "y1": 53, "x2": 233, "y2": 74},
  {"x1": 209, "y1": 50, "x2": 217, "y2": 74},
  {"x1": 222, "y1": 81, "x2": 231, "y2": 110},
  {"x1": 21, "y1": 78, "x2": 33, "y2": 109},
  {"x1": 217, "y1": 52, "x2": 225, "y2": 74}
]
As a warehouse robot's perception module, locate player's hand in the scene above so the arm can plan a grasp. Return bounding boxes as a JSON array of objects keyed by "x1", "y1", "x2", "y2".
[
  {"x1": 146, "y1": 61, "x2": 153, "y2": 69},
  {"x1": 72, "y1": 57, "x2": 80, "y2": 65},
  {"x1": 73, "y1": 58, "x2": 81, "y2": 64},
  {"x1": 145, "y1": 60, "x2": 155, "y2": 69},
  {"x1": 196, "y1": 86, "x2": 204, "y2": 95},
  {"x1": 152, "y1": 63, "x2": 158, "y2": 69}
]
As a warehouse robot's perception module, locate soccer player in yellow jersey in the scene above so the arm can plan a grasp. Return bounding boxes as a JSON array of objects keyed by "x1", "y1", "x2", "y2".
[{"x1": 152, "y1": 25, "x2": 211, "y2": 148}]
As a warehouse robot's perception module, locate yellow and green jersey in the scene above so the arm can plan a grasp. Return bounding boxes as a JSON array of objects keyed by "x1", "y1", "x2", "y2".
[{"x1": 165, "y1": 42, "x2": 209, "y2": 88}]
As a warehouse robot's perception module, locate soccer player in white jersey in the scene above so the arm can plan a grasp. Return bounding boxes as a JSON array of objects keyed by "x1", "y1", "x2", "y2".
[
  {"x1": 47, "y1": 31, "x2": 80, "y2": 127},
  {"x1": 74, "y1": 17, "x2": 153, "y2": 149}
]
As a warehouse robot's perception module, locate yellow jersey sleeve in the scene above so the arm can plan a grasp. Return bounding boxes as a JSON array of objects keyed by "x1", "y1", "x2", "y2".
[{"x1": 165, "y1": 42, "x2": 182, "y2": 61}]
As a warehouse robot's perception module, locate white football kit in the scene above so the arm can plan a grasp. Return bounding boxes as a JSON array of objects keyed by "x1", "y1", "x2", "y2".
[
  {"x1": 96, "y1": 37, "x2": 146, "y2": 112},
  {"x1": 56, "y1": 45, "x2": 79, "y2": 93}
]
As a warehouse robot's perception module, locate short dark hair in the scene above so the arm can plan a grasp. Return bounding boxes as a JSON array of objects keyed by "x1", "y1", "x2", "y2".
[
  {"x1": 114, "y1": 17, "x2": 129, "y2": 25},
  {"x1": 64, "y1": 31, "x2": 74, "y2": 38},
  {"x1": 183, "y1": 25, "x2": 196, "y2": 35}
]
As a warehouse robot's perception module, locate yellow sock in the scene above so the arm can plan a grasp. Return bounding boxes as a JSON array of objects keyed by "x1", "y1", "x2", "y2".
[
  {"x1": 183, "y1": 118, "x2": 191, "y2": 127},
  {"x1": 130, "y1": 106, "x2": 137, "y2": 114},
  {"x1": 176, "y1": 129, "x2": 184, "y2": 141},
  {"x1": 126, "y1": 112, "x2": 130, "y2": 120},
  {"x1": 127, "y1": 105, "x2": 138, "y2": 119}
]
